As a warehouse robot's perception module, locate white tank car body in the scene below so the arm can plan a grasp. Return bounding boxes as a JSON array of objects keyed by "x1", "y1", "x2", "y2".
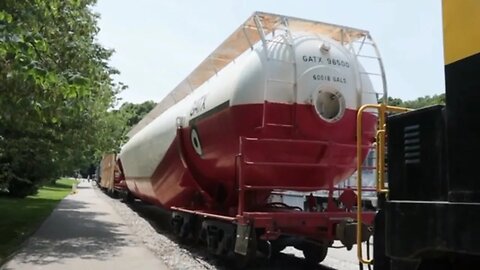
[{"x1": 119, "y1": 14, "x2": 383, "y2": 207}]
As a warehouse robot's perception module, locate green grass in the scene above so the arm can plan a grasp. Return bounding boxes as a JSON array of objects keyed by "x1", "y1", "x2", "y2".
[{"x1": 0, "y1": 178, "x2": 77, "y2": 264}]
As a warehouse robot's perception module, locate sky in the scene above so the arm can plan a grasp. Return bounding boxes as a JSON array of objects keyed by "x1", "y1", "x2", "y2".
[{"x1": 93, "y1": 0, "x2": 445, "y2": 105}]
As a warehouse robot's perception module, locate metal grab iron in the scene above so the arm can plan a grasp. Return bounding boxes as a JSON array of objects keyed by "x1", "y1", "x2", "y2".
[{"x1": 355, "y1": 103, "x2": 410, "y2": 265}]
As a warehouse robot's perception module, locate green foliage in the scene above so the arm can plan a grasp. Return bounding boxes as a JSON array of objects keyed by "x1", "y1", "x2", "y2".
[
  {"x1": 118, "y1": 100, "x2": 157, "y2": 128},
  {"x1": 382, "y1": 93, "x2": 445, "y2": 109},
  {"x1": 74, "y1": 101, "x2": 156, "y2": 178},
  {"x1": 0, "y1": 0, "x2": 125, "y2": 196},
  {"x1": 401, "y1": 93, "x2": 445, "y2": 109},
  {"x1": 0, "y1": 178, "x2": 76, "y2": 263}
]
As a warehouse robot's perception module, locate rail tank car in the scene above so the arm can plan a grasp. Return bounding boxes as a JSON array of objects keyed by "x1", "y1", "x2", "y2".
[{"x1": 120, "y1": 12, "x2": 385, "y2": 264}]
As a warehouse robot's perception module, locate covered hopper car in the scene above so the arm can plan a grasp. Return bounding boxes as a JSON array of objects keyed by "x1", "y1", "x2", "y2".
[{"x1": 118, "y1": 12, "x2": 386, "y2": 266}]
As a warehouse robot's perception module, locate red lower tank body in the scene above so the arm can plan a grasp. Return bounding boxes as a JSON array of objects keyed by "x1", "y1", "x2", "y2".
[{"x1": 123, "y1": 102, "x2": 376, "y2": 212}]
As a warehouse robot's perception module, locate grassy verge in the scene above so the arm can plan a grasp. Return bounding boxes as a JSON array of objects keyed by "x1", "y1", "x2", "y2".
[{"x1": 0, "y1": 178, "x2": 77, "y2": 264}]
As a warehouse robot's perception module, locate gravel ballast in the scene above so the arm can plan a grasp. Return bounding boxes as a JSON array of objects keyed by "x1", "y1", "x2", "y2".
[
  {"x1": 94, "y1": 187, "x2": 217, "y2": 270},
  {"x1": 94, "y1": 185, "x2": 360, "y2": 270}
]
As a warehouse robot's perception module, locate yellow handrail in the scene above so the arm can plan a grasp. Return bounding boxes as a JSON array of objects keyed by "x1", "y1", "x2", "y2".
[
  {"x1": 356, "y1": 103, "x2": 410, "y2": 265},
  {"x1": 376, "y1": 130, "x2": 388, "y2": 193}
]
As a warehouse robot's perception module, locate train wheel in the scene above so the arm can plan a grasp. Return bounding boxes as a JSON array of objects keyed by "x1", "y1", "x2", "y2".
[
  {"x1": 190, "y1": 217, "x2": 203, "y2": 244},
  {"x1": 270, "y1": 242, "x2": 285, "y2": 259},
  {"x1": 234, "y1": 246, "x2": 256, "y2": 269},
  {"x1": 108, "y1": 189, "x2": 117, "y2": 198},
  {"x1": 258, "y1": 240, "x2": 284, "y2": 259},
  {"x1": 171, "y1": 212, "x2": 192, "y2": 244},
  {"x1": 121, "y1": 191, "x2": 134, "y2": 203},
  {"x1": 302, "y1": 243, "x2": 328, "y2": 266}
]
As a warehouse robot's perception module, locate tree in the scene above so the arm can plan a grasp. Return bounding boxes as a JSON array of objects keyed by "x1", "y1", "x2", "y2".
[
  {"x1": 382, "y1": 97, "x2": 404, "y2": 107},
  {"x1": 118, "y1": 101, "x2": 157, "y2": 129},
  {"x1": 0, "y1": 0, "x2": 125, "y2": 196},
  {"x1": 381, "y1": 93, "x2": 445, "y2": 109},
  {"x1": 401, "y1": 94, "x2": 445, "y2": 109}
]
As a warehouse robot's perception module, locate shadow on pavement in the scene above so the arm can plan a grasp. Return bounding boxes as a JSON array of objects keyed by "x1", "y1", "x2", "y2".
[{"x1": 8, "y1": 197, "x2": 129, "y2": 266}]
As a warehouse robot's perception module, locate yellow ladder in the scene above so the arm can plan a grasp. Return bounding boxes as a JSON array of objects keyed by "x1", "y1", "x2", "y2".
[{"x1": 355, "y1": 103, "x2": 410, "y2": 265}]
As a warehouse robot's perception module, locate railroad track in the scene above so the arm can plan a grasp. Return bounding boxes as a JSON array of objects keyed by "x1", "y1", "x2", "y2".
[{"x1": 126, "y1": 200, "x2": 338, "y2": 270}]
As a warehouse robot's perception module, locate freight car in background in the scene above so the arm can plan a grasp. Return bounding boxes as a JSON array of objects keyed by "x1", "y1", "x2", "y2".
[
  {"x1": 97, "y1": 153, "x2": 128, "y2": 198},
  {"x1": 116, "y1": 11, "x2": 385, "y2": 266}
]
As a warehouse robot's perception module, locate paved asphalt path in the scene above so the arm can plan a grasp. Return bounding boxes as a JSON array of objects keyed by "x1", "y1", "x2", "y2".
[{"x1": 1, "y1": 181, "x2": 168, "y2": 270}]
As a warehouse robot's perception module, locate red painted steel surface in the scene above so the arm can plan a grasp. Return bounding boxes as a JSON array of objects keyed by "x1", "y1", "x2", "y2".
[
  {"x1": 125, "y1": 102, "x2": 377, "y2": 213},
  {"x1": 114, "y1": 159, "x2": 128, "y2": 191}
]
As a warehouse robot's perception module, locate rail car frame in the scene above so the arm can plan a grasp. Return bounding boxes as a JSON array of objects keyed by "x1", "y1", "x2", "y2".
[{"x1": 170, "y1": 125, "x2": 381, "y2": 265}]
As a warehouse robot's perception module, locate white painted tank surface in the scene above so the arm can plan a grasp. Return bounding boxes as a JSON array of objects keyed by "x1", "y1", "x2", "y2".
[{"x1": 119, "y1": 12, "x2": 382, "y2": 209}]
